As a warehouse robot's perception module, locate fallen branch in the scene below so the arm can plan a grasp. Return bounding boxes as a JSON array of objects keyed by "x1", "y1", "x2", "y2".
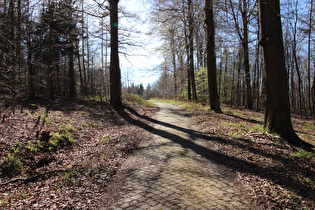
[{"x1": 0, "y1": 169, "x2": 69, "y2": 186}]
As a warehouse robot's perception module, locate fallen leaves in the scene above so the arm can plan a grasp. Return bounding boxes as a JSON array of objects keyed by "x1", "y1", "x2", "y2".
[
  {"x1": 188, "y1": 106, "x2": 315, "y2": 209},
  {"x1": 0, "y1": 99, "x2": 157, "y2": 209}
]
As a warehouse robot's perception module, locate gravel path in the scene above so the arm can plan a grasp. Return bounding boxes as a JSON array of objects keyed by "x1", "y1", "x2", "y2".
[{"x1": 109, "y1": 101, "x2": 249, "y2": 209}]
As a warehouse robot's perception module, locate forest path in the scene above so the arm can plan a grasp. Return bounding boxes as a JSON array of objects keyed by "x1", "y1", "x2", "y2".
[{"x1": 109, "y1": 101, "x2": 249, "y2": 209}]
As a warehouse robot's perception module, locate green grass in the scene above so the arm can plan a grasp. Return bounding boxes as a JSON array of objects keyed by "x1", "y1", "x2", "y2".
[
  {"x1": 301, "y1": 123, "x2": 315, "y2": 130},
  {"x1": 250, "y1": 125, "x2": 265, "y2": 133},
  {"x1": 232, "y1": 132, "x2": 238, "y2": 139},
  {"x1": 26, "y1": 140, "x2": 42, "y2": 154},
  {"x1": 150, "y1": 98, "x2": 207, "y2": 111},
  {"x1": 291, "y1": 149, "x2": 315, "y2": 159},
  {"x1": 2, "y1": 153, "x2": 23, "y2": 176},
  {"x1": 222, "y1": 107, "x2": 244, "y2": 117},
  {"x1": 123, "y1": 94, "x2": 154, "y2": 106},
  {"x1": 50, "y1": 124, "x2": 76, "y2": 148}
]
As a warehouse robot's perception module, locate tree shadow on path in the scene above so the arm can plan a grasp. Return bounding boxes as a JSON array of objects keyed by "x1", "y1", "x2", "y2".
[{"x1": 117, "y1": 107, "x2": 315, "y2": 202}]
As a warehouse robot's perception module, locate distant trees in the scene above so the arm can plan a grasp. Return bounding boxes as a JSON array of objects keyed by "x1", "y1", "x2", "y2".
[
  {"x1": 1, "y1": 0, "x2": 315, "y2": 118},
  {"x1": 150, "y1": 0, "x2": 315, "y2": 117},
  {"x1": 150, "y1": 0, "x2": 202, "y2": 101},
  {"x1": 0, "y1": 0, "x2": 126, "y2": 107}
]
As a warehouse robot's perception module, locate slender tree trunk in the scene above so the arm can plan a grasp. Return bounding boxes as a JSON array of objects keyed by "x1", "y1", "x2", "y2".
[
  {"x1": 290, "y1": 61, "x2": 296, "y2": 112},
  {"x1": 241, "y1": 0, "x2": 252, "y2": 109},
  {"x1": 242, "y1": 41, "x2": 252, "y2": 109},
  {"x1": 77, "y1": 55, "x2": 84, "y2": 94},
  {"x1": 205, "y1": 0, "x2": 221, "y2": 112},
  {"x1": 8, "y1": 0, "x2": 16, "y2": 113},
  {"x1": 81, "y1": 0, "x2": 87, "y2": 96},
  {"x1": 236, "y1": 50, "x2": 241, "y2": 107},
  {"x1": 68, "y1": 45, "x2": 76, "y2": 98},
  {"x1": 218, "y1": 61, "x2": 222, "y2": 96},
  {"x1": 291, "y1": 0, "x2": 303, "y2": 116},
  {"x1": 170, "y1": 28, "x2": 177, "y2": 98},
  {"x1": 255, "y1": 18, "x2": 261, "y2": 111},
  {"x1": 185, "y1": 27, "x2": 191, "y2": 101},
  {"x1": 109, "y1": 0, "x2": 122, "y2": 108},
  {"x1": 231, "y1": 61, "x2": 236, "y2": 107},
  {"x1": 307, "y1": 0, "x2": 313, "y2": 115},
  {"x1": 16, "y1": 0, "x2": 21, "y2": 99},
  {"x1": 188, "y1": 0, "x2": 197, "y2": 101},
  {"x1": 46, "y1": 1, "x2": 53, "y2": 113},
  {"x1": 26, "y1": 1, "x2": 35, "y2": 98},
  {"x1": 258, "y1": 0, "x2": 308, "y2": 147},
  {"x1": 230, "y1": 0, "x2": 253, "y2": 109},
  {"x1": 293, "y1": 47, "x2": 303, "y2": 116}
]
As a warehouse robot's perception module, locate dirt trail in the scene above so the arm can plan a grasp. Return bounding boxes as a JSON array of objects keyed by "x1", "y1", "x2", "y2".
[{"x1": 109, "y1": 101, "x2": 249, "y2": 209}]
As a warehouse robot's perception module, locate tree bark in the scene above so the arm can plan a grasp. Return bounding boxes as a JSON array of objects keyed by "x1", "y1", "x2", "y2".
[
  {"x1": 188, "y1": 0, "x2": 197, "y2": 101},
  {"x1": 169, "y1": 27, "x2": 177, "y2": 98},
  {"x1": 229, "y1": 0, "x2": 253, "y2": 109},
  {"x1": 109, "y1": 0, "x2": 123, "y2": 108},
  {"x1": 205, "y1": 0, "x2": 221, "y2": 112},
  {"x1": 184, "y1": 25, "x2": 191, "y2": 101},
  {"x1": 258, "y1": 0, "x2": 309, "y2": 147},
  {"x1": 68, "y1": 44, "x2": 76, "y2": 98},
  {"x1": 307, "y1": 0, "x2": 313, "y2": 115}
]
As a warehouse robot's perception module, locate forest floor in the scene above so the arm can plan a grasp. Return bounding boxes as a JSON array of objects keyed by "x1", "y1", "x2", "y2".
[
  {"x1": 0, "y1": 97, "x2": 314, "y2": 209},
  {"x1": 178, "y1": 100, "x2": 315, "y2": 209},
  {"x1": 0, "y1": 97, "x2": 158, "y2": 209}
]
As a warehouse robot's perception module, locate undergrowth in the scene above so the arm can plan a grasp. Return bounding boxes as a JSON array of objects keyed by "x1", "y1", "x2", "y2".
[{"x1": 123, "y1": 94, "x2": 154, "y2": 106}]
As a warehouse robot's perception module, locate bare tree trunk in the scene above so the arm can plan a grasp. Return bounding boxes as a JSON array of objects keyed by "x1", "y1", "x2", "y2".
[
  {"x1": 188, "y1": 0, "x2": 197, "y2": 101},
  {"x1": 258, "y1": 0, "x2": 309, "y2": 147},
  {"x1": 292, "y1": 0, "x2": 303, "y2": 116},
  {"x1": 307, "y1": 0, "x2": 313, "y2": 115},
  {"x1": 77, "y1": 55, "x2": 84, "y2": 94},
  {"x1": 231, "y1": 61, "x2": 236, "y2": 107},
  {"x1": 68, "y1": 44, "x2": 76, "y2": 98},
  {"x1": 293, "y1": 47, "x2": 303, "y2": 116},
  {"x1": 46, "y1": 1, "x2": 53, "y2": 113},
  {"x1": 255, "y1": 17, "x2": 261, "y2": 111},
  {"x1": 81, "y1": 0, "x2": 87, "y2": 97},
  {"x1": 109, "y1": 0, "x2": 122, "y2": 108},
  {"x1": 8, "y1": 0, "x2": 16, "y2": 113},
  {"x1": 170, "y1": 27, "x2": 177, "y2": 98},
  {"x1": 229, "y1": 0, "x2": 253, "y2": 109},
  {"x1": 184, "y1": 26, "x2": 191, "y2": 101},
  {"x1": 205, "y1": 0, "x2": 221, "y2": 112}
]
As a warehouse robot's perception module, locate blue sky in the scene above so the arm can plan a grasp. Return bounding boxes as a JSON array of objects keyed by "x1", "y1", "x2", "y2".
[{"x1": 119, "y1": 0, "x2": 163, "y2": 88}]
